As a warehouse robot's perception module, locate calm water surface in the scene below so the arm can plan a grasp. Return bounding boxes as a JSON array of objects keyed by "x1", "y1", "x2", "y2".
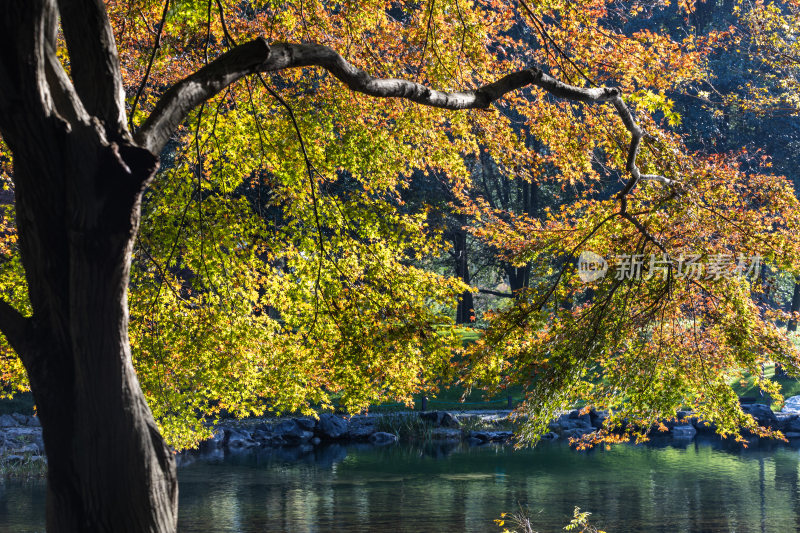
[{"x1": 2, "y1": 437, "x2": 800, "y2": 532}]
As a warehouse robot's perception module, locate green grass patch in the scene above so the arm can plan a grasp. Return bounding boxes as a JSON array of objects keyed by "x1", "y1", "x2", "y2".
[{"x1": 728, "y1": 363, "x2": 800, "y2": 404}]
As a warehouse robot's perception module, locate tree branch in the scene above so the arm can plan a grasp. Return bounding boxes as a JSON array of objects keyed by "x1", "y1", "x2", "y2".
[
  {"x1": 0, "y1": 0, "x2": 55, "y2": 136},
  {"x1": 56, "y1": 0, "x2": 127, "y2": 135},
  {"x1": 137, "y1": 38, "x2": 675, "y2": 207},
  {"x1": 478, "y1": 288, "x2": 514, "y2": 298},
  {"x1": 43, "y1": 42, "x2": 89, "y2": 128},
  {"x1": 135, "y1": 39, "x2": 273, "y2": 153}
]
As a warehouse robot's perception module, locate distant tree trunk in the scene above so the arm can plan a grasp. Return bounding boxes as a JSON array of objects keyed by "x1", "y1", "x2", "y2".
[
  {"x1": 778, "y1": 277, "x2": 800, "y2": 378},
  {"x1": 502, "y1": 177, "x2": 536, "y2": 297},
  {"x1": 692, "y1": 0, "x2": 715, "y2": 32},
  {"x1": 505, "y1": 265, "x2": 531, "y2": 295},
  {"x1": 452, "y1": 215, "x2": 474, "y2": 323},
  {"x1": 788, "y1": 278, "x2": 800, "y2": 333}
]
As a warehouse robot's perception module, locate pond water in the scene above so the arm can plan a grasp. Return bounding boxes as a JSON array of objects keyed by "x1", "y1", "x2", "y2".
[{"x1": 3, "y1": 437, "x2": 800, "y2": 532}]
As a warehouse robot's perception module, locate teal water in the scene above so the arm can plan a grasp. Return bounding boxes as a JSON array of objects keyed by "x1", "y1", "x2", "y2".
[{"x1": 3, "y1": 438, "x2": 800, "y2": 532}]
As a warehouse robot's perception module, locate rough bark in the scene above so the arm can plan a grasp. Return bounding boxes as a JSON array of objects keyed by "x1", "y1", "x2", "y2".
[{"x1": 0, "y1": 1, "x2": 177, "y2": 531}]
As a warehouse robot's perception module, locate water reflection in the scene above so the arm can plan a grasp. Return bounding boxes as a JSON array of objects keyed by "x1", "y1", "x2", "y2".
[{"x1": 3, "y1": 438, "x2": 800, "y2": 532}]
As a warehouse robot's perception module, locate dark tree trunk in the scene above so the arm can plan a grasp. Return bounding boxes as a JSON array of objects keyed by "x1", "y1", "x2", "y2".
[
  {"x1": 452, "y1": 216, "x2": 474, "y2": 324},
  {"x1": 10, "y1": 118, "x2": 177, "y2": 533},
  {"x1": 505, "y1": 264, "x2": 531, "y2": 295},
  {"x1": 0, "y1": 2, "x2": 178, "y2": 530},
  {"x1": 778, "y1": 277, "x2": 800, "y2": 378},
  {"x1": 788, "y1": 278, "x2": 800, "y2": 333},
  {"x1": 501, "y1": 177, "x2": 535, "y2": 297}
]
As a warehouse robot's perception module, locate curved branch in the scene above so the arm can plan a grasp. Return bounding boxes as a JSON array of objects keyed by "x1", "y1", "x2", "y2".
[
  {"x1": 137, "y1": 39, "x2": 675, "y2": 206},
  {"x1": 135, "y1": 39, "x2": 273, "y2": 153}
]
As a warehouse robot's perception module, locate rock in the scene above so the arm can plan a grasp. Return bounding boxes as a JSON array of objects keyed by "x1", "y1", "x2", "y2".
[
  {"x1": 671, "y1": 425, "x2": 697, "y2": 440},
  {"x1": 419, "y1": 411, "x2": 439, "y2": 423},
  {"x1": 562, "y1": 427, "x2": 593, "y2": 440},
  {"x1": 589, "y1": 410, "x2": 608, "y2": 429},
  {"x1": 0, "y1": 414, "x2": 19, "y2": 427},
  {"x1": 439, "y1": 412, "x2": 460, "y2": 428},
  {"x1": 776, "y1": 413, "x2": 797, "y2": 432},
  {"x1": 693, "y1": 419, "x2": 717, "y2": 434},
  {"x1": 11, "y1": 413, "x2": 30, "y2": 425},
  {"x1": 273, "y1": 420, "x2": 313, "y2": 444},
  {"x1": 552, "y1": 413, "x2": 592, "y2": 434},
  {"x1": 540, "y1": 431, "x2": 559, "y2": 440},
  {"x1": 568, "y1": 410, "x2": 592, "y2": 425},
  {"x1": 225, "y1": 429, "x2": 257, "y2": 450},
  {"x1": 16, "y1": 443, "x2": 41, "y2": 455},
  {"x1": 369, "y1": 432, "x2": 399, "y2": 445},
  {"x1": 465, "y1": 437, "x2": 484, "y2": 446},
  {"x1": 347, "y1": 417, "x2": 378, "y2": 441},
  {"x1": 311, "y1": 437, "x2": 321, "y2": 446},
  {"x1": 469, "y1": 431, "x2": 491, "y2": 443},
  {"x1": 743, "y1": 403, "x2": 778, "y2": 428},
  {"x1": 317, "y1": 414, "x2": 348, "y2": 440},
  {"x1": 252, "y1": 429, "x2": 272, "y2": 445},
  {"x1": 174, "y1": 454, "x2": 197, "y2": 468},
  {"x1": 3, "y1": 427, "x2": 44, "y2": 450},
  {"x1": 782, "y1": 395, "x2": 800, "y2": 413},
  {"x1": 430, "y1": 428, "x2": 461, "y2": 441},
  {"x1": 419, "y1": 411, "x2": 461, "y2": 428},
  {"x1": 785, "y1": 416, "x2": 800, "y2": 433},
  {"x1": 27, "y1": 416, "x2": 40, "y2": 427},
  {"x1": 785, "y1": 432, "x2": 800, "y2": 439},
  {"x1": 469, "y1": 430, "x2": 512, "y2": 442},
  {"x1": 200, "y1": 428, "x2": 225, "y2": 452},
  {"x1": 3, "y1": 455, "x2": 24, "y2": 464},
  {"x1": 294, "y1": 417, "x2": 316, "y2": 431}
]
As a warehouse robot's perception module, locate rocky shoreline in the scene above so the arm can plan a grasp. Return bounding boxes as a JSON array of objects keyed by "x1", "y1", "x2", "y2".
[
  {"x1": 5, "y1": 403, "x2": 800, "y2": 470},
  {"x1": 179, "y1": 402, "x2": 800, "y2": 462}
]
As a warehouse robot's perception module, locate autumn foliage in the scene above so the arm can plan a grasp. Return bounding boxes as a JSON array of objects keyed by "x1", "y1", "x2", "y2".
[{"x1": 1, "y1": 0, "x2": 799, "y2": 449}]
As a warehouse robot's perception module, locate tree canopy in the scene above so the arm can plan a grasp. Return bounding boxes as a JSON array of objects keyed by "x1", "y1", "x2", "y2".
[{"x1": 2, "y1": 0, "x2": 800, "y2": 453}]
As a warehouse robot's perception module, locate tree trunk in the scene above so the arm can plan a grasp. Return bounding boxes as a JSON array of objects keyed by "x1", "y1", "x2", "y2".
[
  {"x1": 778, "y1": 277, "x2": 800, "y2": 378},
  {"x1": 0, "y1": 3, "x2": 179, "y2": 530},
  {"x1": 505, "y1": 264, "x2": 531, "y2": 295},
  {"x1": 13, "y1": 136, "x2": 178, "y2": 532},
  {"x1": 788, "y1": 278, "x2": 800, "y2": 333},
  {"x1": 452, "y1": 217, "x2": 474, "y2": 324}
]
